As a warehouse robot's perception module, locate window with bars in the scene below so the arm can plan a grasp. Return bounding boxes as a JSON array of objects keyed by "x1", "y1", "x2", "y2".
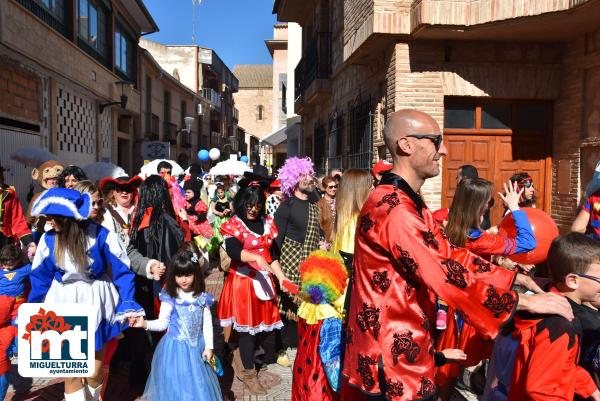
[
  {"x1": 348, "y1": 100, "x2": 372, "y2": 169},
  {"x1": 17, "y1": 0, "x2": 70, "y2": 37},
  {"x1": 257, "y1": 105, "x2": 264, "y2": 121},
  {"x1": 328, "y1": 113, "x2": 343, "y2": 171},
  {"x1": 314, "y1": 122, "x2": 327, "y2": 175},
  {"x1": 38, "y1": 0, "x2": 64, "y2": 21}
]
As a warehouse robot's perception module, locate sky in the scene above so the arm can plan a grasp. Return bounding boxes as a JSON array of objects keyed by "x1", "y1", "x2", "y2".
[{"x1": 143, "y1": 0, "x2": 278, "y2": 70}]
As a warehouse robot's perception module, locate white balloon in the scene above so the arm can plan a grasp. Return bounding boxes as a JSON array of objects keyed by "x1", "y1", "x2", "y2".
[{"x1": 209, "y1": 148, "x2": 221, "y2": 161}]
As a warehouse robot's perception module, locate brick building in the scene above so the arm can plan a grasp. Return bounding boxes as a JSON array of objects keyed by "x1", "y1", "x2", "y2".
[
  {"x1": 140, "y1": 39, "x2": 240, "y2": 166},
  {"x1": 233, "y1": 64, "x2": 273, "y2": 165},
  {"x1": 0, "y1": 0, "x2": 158, "y2": 198},
  {"x1": 274, "y1": 0, "x2": 600, "y2": 230}
]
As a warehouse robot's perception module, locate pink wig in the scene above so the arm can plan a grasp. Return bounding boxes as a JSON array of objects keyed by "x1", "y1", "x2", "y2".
[{"x1": 278, "y1": 157, "x2": 314, "y2": 198}]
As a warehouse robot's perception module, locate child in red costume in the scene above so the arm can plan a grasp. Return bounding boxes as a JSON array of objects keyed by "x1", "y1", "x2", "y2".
[
  {"x1": 0, "y1": 164, "x2": 34, "y2": 257},
  {"x1": 0, "y1": 244, "x2": 31, "y2": 399},
  {"x1": 436, "y1": 179, "x2": 536, "y2": 395},
  {"x1": 485, "y1": 233, "x2": 600, "y2": 401}
]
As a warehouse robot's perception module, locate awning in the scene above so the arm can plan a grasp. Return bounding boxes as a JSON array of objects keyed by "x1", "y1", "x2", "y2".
[{"x1": 262, "y1": 125, "x2": 287, "y2": 146}]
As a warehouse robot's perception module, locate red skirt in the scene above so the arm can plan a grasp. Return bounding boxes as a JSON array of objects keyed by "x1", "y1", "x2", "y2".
[
  {"x1": 435, "y1": 307, "x2": 493, "y2": 388},
  {"x1": 217, "y1": 265, "x2": 283, "y2": 334},
  {"x1": 292, "y1": 318, "x2": 337, "y2": 401}
]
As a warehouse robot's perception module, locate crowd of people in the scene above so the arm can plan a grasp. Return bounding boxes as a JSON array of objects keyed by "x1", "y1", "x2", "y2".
[{"x1": 0, "y1": 108, "x2": 598, "y2": 401}]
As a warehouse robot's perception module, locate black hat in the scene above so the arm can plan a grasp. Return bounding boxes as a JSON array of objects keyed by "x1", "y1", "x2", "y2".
[
  {"x1": 183, "y1": 178, "x2": 203, "y2": 195},
  {"x1": 238, "y1": 171, "x2": 275, "y2": 190},
  {"x1": 99, "y1": 176, "x2": 143, "y2": 192}
]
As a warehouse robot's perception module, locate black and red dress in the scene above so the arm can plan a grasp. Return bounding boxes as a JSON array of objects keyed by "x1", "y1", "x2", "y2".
[{"x1": 218, "y1": 215, "x2": 283, "y2": 334}]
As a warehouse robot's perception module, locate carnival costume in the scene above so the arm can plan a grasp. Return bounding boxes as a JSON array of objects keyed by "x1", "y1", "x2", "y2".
[
  {"x1": 189, "y1": 200, "x2": 215, "y2": 240},
  {"x1": 266, "y1": 179, "x2": 282, "y2": 217},
  {"x1": 0, "y1": 262, "x2": 30, "y2": 399},
  {"x1": 341, "y1": 173, "x2": 518, "y2": 401},
  {"x1": 292, "y1": 250, "x2": 347, "y2": 401},
  {"x1": 218, "y1": 214, "x2": 282, "y2": 334},
  {"x1": 275, "y1": 157, "x2": 322, "y2": 320},
  {"x1": 142, "y1": 289, "x2": 222, "y2": 401},
  {"x1": 99, "y1": 175, "x2": 142, "y2": 247},
  {"x1": 211, "y1": 197, "x2": 232, "y2": 244},
  {"x1": 436, "y1": 209, "x2": 536, "y2": 388},
  {"x1": 485, "y1": 287, "x2": 597, "y2": 401},
  {"x1": 0, "y1": 184, "x2": 33, "y2": 248},
  {"x1": 27, "y1": 188, "x2": 145, "y2": 351}
]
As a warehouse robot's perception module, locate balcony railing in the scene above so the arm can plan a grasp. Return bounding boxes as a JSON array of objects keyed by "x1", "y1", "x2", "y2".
[
  {"x1": 210, "y1": 131, "x2": 222, "y2": 147},
  {"x1": 16, "y1": 0, "x2": 70, "y2": 38},
  {"x1": 201, "y1": 88, "x2": 222, "y2": 110},
  {"x1": 163, "y1": 121, "x2": 177, "y2": 144},
  {"x1": 181, "y1": 132, "x2": 192, "y2": 148},
  {"x1": 144, "y1": 113, "x2": 160, "y2": 141},
  {"x1": 232, "y1": 107, "x2": 239, "y2": 121},
  {"x1": 294, "y1": 32, "x2": 331, "y2": 100}
]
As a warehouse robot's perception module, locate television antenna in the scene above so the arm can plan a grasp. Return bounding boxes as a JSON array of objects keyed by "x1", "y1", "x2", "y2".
[{"x1": 192, "y1": 0, "x2": 202, "y2": 44}]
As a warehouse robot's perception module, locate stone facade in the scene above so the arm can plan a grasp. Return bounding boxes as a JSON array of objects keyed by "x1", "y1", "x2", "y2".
[
  {"x1": 276, "y1": 0, "x2": 600, "y2": 229},
  {"x1": 140, "y1": 39, "x2": 240, "y2": 161},
  {"x1": 234, "y1": 87, "x2": 273, "y2": 139}
]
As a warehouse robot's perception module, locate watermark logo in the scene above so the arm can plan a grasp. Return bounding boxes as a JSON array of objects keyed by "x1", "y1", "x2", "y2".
[{"x1": 18, "y1": 303, "x2": 95, "y2": 377}]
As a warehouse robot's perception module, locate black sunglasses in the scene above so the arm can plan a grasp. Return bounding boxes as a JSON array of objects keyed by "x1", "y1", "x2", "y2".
[
  {"x1": 576, "y1": 273, "x2": 600, "y2": 285},
  {"x1": 406, "y1": 134, "x2": 443, "y2": 150}
]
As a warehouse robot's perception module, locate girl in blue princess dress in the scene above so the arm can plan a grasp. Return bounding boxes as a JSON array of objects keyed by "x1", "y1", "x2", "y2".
[{"x1": 129, "y1": 246, "x2": 222, "y2": 401}]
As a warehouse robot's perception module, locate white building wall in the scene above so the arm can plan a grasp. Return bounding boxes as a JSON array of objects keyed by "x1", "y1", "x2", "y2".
[{"x1": 286, "y1": 23, "x2": 302, "y2": 119}]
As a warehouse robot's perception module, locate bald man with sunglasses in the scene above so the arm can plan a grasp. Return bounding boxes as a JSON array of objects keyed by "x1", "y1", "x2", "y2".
[{"x1": 341, "y1": 109, "x2": 573, "y2": 401}]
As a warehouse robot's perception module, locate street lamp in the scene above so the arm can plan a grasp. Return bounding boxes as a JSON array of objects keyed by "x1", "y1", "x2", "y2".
[
  {"x1": 99, "y1": 80, "x2": 133, "y2": 114},
  {"x1": 177, "y1": 116, "x2": 195, "y2": 134}
]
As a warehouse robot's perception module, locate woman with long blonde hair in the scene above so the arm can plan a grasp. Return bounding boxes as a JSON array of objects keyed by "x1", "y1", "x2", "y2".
[{"x1": 331, "y1": 169, "x2": 372, "y2": 314}]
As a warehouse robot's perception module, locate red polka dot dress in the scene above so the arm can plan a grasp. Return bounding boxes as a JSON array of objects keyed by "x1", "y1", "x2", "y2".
[
  {"x1": 217, "y1": 215, "x2": 283, "y2": 334},
  {"x1": 292, "y1": 318, "x2": 338, "y2": 401}
]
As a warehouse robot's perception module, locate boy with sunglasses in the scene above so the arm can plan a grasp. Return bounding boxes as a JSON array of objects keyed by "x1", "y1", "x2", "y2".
[{"x1": 486, "y1": 233, "x2": 600, "y2": 401}]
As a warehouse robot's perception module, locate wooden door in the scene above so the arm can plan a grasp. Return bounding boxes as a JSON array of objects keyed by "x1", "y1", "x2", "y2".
[
  {"x1": 441, "y1": 98, "x2": 552, "y2": 226},
  {"x1": 442, "y1": 135, "x2": 496, "y2": 213}
]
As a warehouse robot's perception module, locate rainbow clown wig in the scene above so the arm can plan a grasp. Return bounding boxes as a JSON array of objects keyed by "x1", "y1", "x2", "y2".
[
  {"x1": 299, "y1": 250, "x2": 348, "y2": 305},
  {"x1": 277, "y1": 157, "x2": 315, "y2": 199}
]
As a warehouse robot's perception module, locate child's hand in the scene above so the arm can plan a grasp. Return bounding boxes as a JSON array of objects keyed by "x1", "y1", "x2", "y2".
[
  {"x1": 202, "y1": 348, "x2": 214, "y2": 361},
  {"x1": 150, "y1": 262, "x2": 166, "y2": 280},
  {"x1": 486, "y1": 226, "x2": 499, "y2": 235},
  {"x1": 441, "y1": 348, "x2": 467, "y2": 363},
  {"x1": 498, "y1": 181, "x2": 524, "y2": 212},
  {"x1": 128, "y1": 316, "x2": 146, "y2": 328},
  {"x1": 518, "y1": 264, "x2": 535, "y2": 274}
]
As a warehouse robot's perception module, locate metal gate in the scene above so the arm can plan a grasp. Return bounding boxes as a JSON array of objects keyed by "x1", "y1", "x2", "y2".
[
  {"x1": 0, "y1": 127, "x2": 42, "y2": 209},
  {"x1": 348, "y1": 100, "x2": 372, "y2": 169}
]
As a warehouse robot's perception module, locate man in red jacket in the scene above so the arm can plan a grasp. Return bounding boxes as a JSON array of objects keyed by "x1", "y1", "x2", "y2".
[{"x1": 341, "y1": 109, "x2": 573, "y2": 401}]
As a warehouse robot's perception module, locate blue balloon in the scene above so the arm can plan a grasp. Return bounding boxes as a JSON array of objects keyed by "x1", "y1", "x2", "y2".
[
  {"x1": 198, "y1": 149, "x2": 209, "y2": 162},
  {"x1": 240, "y1": 155, "x2": 249, "y2": 163}
]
